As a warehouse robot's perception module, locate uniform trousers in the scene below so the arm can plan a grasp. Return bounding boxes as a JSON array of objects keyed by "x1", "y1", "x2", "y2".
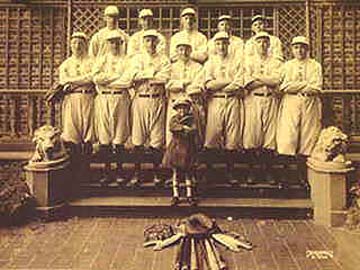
[
  {"x1": 243, "y1": 94, "x2": 278, "y2": 150},
  {"x1": 276, "y1": 94, "x2": 322, "y2": 156},
  {"x1": 95, "y1": 93, "x2": 130, "y2": 145},
  {"x1": 204, "y1": 96, "x2": 243, "y2": 150},
  {"x1": 132, "y1": 96, "x2": 165, "y2": 149},
  {"x1": 61, "y1": 93, "x2": 94, "y2": 144}
]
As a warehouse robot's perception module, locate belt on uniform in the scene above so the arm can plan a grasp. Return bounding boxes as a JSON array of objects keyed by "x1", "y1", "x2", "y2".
[
  {"x1": 253, "y1": 92, "x2": 272, "y2": 97},
  {"x1": 138, "y1": 93, "x2": 162, "y2": 98},
  {"x1": 70, "y1": 90, "x2": 93, "y2": 94},
  {"x1": 287, "y1": 92, "x2": 316, "y2": 97},
  {"x1": 101, "y1": 91, "x2": 125, "y2": 95},
  {"x1": 212, "y1": 93, "x2": 236, "y2": 98}
]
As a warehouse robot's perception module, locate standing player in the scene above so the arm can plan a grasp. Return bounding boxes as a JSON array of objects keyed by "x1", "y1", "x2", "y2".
[
  {"x1": 244, "y1": 15, "x2": 283, "y2": 61},
  {"x1": 170, "y1": 7, "x2": 208, "y2": 64},
  {"x1": 203, "y1": 31, "x2": 245, "y2": 185},
  {"x1": 126, "y1": 29, "x2": 171, "y2": 187},
  {"x1": 89, "y1": 5, "x2": 129, "y2": 59},
  {"x1": 207, "y1": 15, "x2": 244, "y2": 60},
  {"x1": 59, "y1": 32, "x2": 95, "y2": 156},
  {"x1": 277, "y1": 36, "x2": 323, "y2": 157},
  {"x1": 127, "y1": 8, "x2": 166, "y2": 57},
  {"x1": 165, "y1": 39, "x2": 203, "y2": 147},
  {"x1": 243, "y1": 32, "x2": 283, "y2": 185},
  {"x1": 93, "y1": 31, "x2": 131, "y2": 186}
]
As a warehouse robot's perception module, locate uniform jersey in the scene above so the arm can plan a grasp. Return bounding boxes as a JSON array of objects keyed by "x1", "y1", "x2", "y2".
[
  {"x1": 170, "y1": 30, "x2": 207, "y2": 60},
  {"x1": 127, "y1": 30, "x2": 167, "y2": 57},
  {"x1": 89, "y1": 28, "x2": 129, "y2": 58},
  {"x1": 277, "y1": 58, "x2": 323, "y2": 156},
  {"x1": 243, "y1": 54, "x2": 283, "y2": 150},
  {"x1": 203, "y1": 54, "x2": 244, "y2": 150},
  {"x1": 165, "y1": 59, "x2": 203, "y2": 146},
  {"x1": 244, "y1": 34, "x2": 283, "y2": 60},
  {"x1": 59, "y1": 55, "x2": 95, "y2": 144}
]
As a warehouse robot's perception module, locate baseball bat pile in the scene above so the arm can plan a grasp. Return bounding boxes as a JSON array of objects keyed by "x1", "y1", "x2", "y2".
[{"x1": 144, "y1": 213, "x2": 253, "y2": 270}]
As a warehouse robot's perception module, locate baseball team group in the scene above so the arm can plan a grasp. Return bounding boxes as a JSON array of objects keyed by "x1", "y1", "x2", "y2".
[{"x1": 53, "y1": 5, "x2": 323, "y2": 204}]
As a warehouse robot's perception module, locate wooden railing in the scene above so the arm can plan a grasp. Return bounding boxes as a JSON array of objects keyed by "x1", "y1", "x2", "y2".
[
  {"x1": 0, "y1": 89, "x2": 359, "y2": 148},
  {"x1": 0, "y1": 89, "x2": 61, "y2": 147}
]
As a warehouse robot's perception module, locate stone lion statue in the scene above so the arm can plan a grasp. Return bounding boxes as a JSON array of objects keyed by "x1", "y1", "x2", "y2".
[
  {"x1": 310, "y1": 126, "x2": 349, "y2": 163},
  {"x1": 30, "y1": 125, "x2": 67, "y2": 163}
]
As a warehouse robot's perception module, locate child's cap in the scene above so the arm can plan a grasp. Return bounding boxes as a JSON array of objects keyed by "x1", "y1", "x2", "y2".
[{"x1": 173, "y1": 96, "x2": 192, "y2": 109}]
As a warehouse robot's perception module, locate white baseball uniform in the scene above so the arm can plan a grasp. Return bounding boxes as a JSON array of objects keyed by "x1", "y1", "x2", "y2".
[
  {"x1": 59, "y1": 56, "x2": 95, "y2": 144},
  {"x1": 203, "y1": 54, "x2": 244, "y2": 150},
  {"x1": 165, "y1": 59, "x2": 203, "y2": 146},
  {"x1": 170, "y1": 30, "x2": 207, "y2": 61},
  {"x1": 128, "y1": 30, "x2": 167, "y2": 57},
  {"x1": 276, "y1": 58, "x2": 323, "y2": 156},
  {"x1": 243, "y1": 54, "x2": 283, "y2": 150},
  {"x1": 93, "y1": 54, "x2": 131, "y2": 146},
  {"x1": 127, "y1": 52, "x2": 171, "y2": 149},
  {"x1": 245, "y1": 34, "x2": 283, "y2": 60},
  {"x1": 89, "y1": 28, "x2": 129, "y2": 58}
]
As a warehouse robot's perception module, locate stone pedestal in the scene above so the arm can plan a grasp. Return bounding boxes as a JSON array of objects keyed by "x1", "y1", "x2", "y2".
[
  {"x1": 307, "y1": 158, "x2": 353, "y2": 227},
  {"x1": 25, "y1": 156, "x2": 70, "y2": 212}
]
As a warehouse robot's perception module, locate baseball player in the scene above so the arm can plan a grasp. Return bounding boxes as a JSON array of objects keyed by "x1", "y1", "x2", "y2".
[
  {"x1": 59, "y1": 32, "x2": 95, "y2": 156},
  {"x1": 92, "y1": 30, "x2": 131, "y2": 186},
  {"x1": 170, "y1": 7, "x2": 208, "y2": 64},
  {"x1": 244, "y1": 15, "x2": 283, "y2": 61},
  {"x1": 127, "y1": 8, "x2": 167, "y2": 57},
  {"x1": 243, "y1": 31, "x2": 282, "y2": 150},
  {"x1": 243, "y1": 31, "x2": 283, "y2": 185},
  {"x1": 203, "y1": 31, "x2": 245, "y2": 185},
  {"x1": 165, "y1": 39, "x2": 203, "y2": 147},
  {"x1": 207, "y1": 15, "x2": 244, "y2": 60},
  {"x1": 277, "y1": 36, "x2": 323, "y2": 157},
  {"x1": 89, "y1": 5, "x2": 129, "y2": 59},
  {"x1": 125, "y1": 29, "x2": 171, "y2": 187}
]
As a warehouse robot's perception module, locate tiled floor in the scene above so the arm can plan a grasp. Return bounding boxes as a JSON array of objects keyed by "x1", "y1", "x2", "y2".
[{"x1": 0, "y1": 217, "x2": 345, "y2": 270}]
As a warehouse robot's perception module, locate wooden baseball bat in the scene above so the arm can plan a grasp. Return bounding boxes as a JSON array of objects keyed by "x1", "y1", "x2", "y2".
[
  {"x1": 196, "y1": 239, "x2": 208, "y2": 270},
  {"x1": 209, "y1": 238, "x2": 227, "y2": 270},
  {"x1": 174, "y1": 238, "x2": 185, "y2": 270},
  {"x1": 190, "y1": 238, "x2": 198, "y2": 270},
  {"x1": 204, "y1": 238, "x2": 221, "y2": 270},
  {"x1": 181, "y1": 237, "x2": 191, "y2": 270}
]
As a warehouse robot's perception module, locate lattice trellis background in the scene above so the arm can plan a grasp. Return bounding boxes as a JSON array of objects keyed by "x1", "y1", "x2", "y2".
[
  {"x1": 310, "y1": 2, "x2": 360, "y2": 135},
  {"x1": 0, "y1": 6, "x2": 67, "y2": 90},
  {"x1": 277, "y1": 5, "x2": 306, "y2": 61},
  {"x1": 0, "y1": 0, "x2": 360, "y2": 142}
]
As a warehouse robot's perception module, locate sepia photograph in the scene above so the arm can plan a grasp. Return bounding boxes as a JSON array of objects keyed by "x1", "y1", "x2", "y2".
[{"x1": 0, "y1": 0, "x2": 359, "y2": 269}]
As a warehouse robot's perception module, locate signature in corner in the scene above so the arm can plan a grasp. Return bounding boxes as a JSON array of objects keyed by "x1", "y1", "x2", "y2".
[{"x1": 306, "y1": 250, "x2": 334, "y2": 260}]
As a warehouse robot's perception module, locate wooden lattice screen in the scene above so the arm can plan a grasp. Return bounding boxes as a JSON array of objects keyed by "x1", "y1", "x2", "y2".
[
  {"x1": 0, "y1": 4, "x2": 67, "y2": 141},
  {"x1": 0, "y1": 5, "x2": 68, "y2": 90},
  {"x1": 310, "y1": 2, "x2": 360, "y2": 135},
  {"x1": 277, "y1": 4, "x2": 306, "y2": 61}
]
